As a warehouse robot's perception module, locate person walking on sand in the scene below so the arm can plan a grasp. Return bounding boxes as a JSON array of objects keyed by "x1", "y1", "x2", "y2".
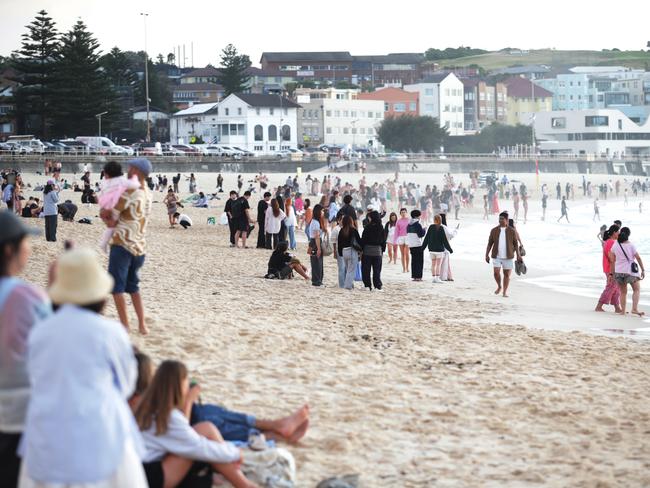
[
  {"x1": 557, "y1": 196, "x2": 569, "y2": 223},
  {"x1": 609, "y1": 227, "x2": 645, "y2": 316},
  {"x1": 485, "y1": 212, "x2": 521, "y2": 298},
  {"x1": 101, "y1": 158, "x2": 152, "y2": 335},
  {"x1": 395, "y1": 208, "x2": 410, "y2": 273}
]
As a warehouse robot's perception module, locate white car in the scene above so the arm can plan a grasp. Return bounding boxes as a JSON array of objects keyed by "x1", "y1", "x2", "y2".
[
  {"x1": 203, "y1": 146, "x2": 225, "y2": 156},
  {"x1": 118, "y1": 145, "x2": 134, "y2": 156},
  {"x1": 216, "y1": 145, "x2": 243, "y2": 159}
]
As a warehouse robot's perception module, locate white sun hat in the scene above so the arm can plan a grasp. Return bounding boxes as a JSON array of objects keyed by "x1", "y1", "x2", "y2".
[{"x1": 49, "y1": 248, "x2": 114, "y2": 305}]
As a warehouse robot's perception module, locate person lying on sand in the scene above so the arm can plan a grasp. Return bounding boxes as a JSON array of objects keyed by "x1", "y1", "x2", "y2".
[{"x1": 131, "y1": 352, "x2": 310, "y2": 445}]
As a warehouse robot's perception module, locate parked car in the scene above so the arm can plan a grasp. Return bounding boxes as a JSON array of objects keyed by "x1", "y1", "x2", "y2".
[
  {"x1": 231, "y1": 146, "x2": 255, "y2": 158},
  {"x1": 42, "y1": 142, "x2": 65, "y2": 154},
  {"x1": 56, "y1": 140, "x2": 88, "y2": 155},
  {"x1": 161, "y1": 143, "x2": 185, "y2": 156},
  {"x1": 0, "y1": 142, "x2": 12, "y2": 153},
  {"x1": 117, "y1": 145, "x2": 134, "y2": 156},
  {"x1": 4, "y1": 142, "x2": 32, "y2": 154},
  {"x1": 203, "y1": 145, "x2": 227, "y2": 156},
  {"x1": 215, "y1": 145, "x2": 243, "y2": 159},
  {"x1": 134, "y1": 142, "x2": 163, "y2": 156},
  {"x1": 386, "y1": 152, "x2": 408, "y2": 161},
  {"x1": 75, "y1": 136, "x2": 124, "y2": 155},
  {"x1": 172, "y1": 144, "x2": 201, "y2": 156},
  {"x1": 7, "y1": 136, "x2": 45, "y2": 154}
]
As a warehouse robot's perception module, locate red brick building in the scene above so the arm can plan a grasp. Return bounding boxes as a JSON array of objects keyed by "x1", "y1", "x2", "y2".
[{"x1": 357, "y1": 87, "x2": 419, "y2": 118}]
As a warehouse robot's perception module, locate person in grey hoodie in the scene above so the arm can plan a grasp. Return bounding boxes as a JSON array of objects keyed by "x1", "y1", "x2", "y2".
[
  {"x1": 42, "y1": 181, "x2": 60, "y2": 242},
  {"x1": 406, "y1": 210, "x2": 426, "y2": 281}
]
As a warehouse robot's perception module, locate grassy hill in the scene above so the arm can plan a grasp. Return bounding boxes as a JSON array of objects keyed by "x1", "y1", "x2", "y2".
[{"x1": 437, "y1": 49, "x2": 650, "y2": 71}]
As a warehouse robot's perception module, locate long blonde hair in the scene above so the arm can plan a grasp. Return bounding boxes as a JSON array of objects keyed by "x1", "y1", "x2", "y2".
[{"x1": 135, "y1": 360, "x2": 187, "y2": 435}]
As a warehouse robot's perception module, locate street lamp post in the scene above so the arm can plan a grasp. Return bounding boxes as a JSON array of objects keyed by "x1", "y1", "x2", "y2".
[
  {"x1": 95, "y1": 111, "x2": 108, "y2": 137},
  {"x1": 140, "y1": 12, "x2": 151, "y2": 142}
]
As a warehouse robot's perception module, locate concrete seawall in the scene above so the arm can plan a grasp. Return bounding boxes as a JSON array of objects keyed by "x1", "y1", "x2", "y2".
[{"x1": 2, "y1": 156, "x2": 648, "y2": 176}]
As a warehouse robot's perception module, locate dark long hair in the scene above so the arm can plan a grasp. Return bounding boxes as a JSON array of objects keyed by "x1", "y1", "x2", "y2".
[
  {"x1": 312, "y1": 204, "x2": 323, "y2": 223},
  {"x1": 618, "y1": 227, "x2": 631, "y2": 243},
  {"x1": 135, "y1": 360, "x2": 188, "y2": 435},
  {"x1": 271, "y1": 199, "x2": 280, "y2": 218},
  {"x1": 603, "y1": 224, "x2": 620, "y2": 241},
  {"x1": 339, "y1": 215, "x2": 354, "y2": 238},
  {"x1": 43, "y1": 183, "x2": 53, "y2": 195},
  {"x1": 0, "y1": 235, "x2": 25, "y2": 277},
  {"x1": 388, "y1": 212, "x2": 397, "y2": 227}
]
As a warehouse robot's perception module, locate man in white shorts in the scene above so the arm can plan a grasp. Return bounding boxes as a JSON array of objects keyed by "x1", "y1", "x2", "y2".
[{"x1": 485, "y1": 211, "x2": 521, "y2": 297}]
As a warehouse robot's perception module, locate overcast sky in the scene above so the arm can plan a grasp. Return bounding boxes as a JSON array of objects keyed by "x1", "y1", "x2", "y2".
[{"x1": 1, "y1": 0, "x2": 648, "y2": 67}]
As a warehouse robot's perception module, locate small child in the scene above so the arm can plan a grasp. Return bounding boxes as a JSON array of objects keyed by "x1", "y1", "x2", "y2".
[{"x1": 98, "y1": 161, "x2": 141, "y2": 252}]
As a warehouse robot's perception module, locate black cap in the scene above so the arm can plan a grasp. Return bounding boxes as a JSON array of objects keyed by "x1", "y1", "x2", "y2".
[{"x1": 0, "y1": 211, "x2": 40, "y2": 244}]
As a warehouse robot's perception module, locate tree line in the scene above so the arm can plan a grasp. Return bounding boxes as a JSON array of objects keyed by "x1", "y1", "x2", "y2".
[{"x1": 5, "y1": 10, "x2": 253, "y2": 140}]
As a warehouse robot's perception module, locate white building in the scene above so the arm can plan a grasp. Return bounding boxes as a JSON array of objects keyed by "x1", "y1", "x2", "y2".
[
  {"x1": 534, "y1": 109, "x2": 650, "y2": 157},
  {"x1": 170, "y1": 93, "x2": 300, "y2": 153},
  {"x1": 296, "y1": 88, "x2": 384, "y2": 148},
  {"x1": 404, "y1": 73, "x2": 464, "y2": 136}
]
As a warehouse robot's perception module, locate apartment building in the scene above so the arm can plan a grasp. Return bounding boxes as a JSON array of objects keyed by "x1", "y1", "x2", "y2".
[
  {"x1": 503, "y1": 77, "x2": 553, "y2": 125},
  {"x1": 404, "y1": 73, "x2": 465, "y2": 135},
  {"x1": 357, "y1": 87, "x2": 419, "y2": 118},
  {"x1": 534, "y1": 109, "x2": 650, "y2": 157},
  {"x1": 462, "y1": 80, "x2": 507, "y2": 131},
  {"x1": 295, "y1": 88, "x2": 383, "y2": 147}
]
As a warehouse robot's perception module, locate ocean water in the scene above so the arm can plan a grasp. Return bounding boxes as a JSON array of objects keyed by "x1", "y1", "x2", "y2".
[{"x1": 454, "y1": 197, "x2": 650, "y2": 311}]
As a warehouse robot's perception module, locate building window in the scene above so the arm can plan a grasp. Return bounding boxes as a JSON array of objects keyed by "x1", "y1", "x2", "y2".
[
  {"x1": 254, "y1": 125, "x2": 263, "y2": 141},
  {"x1": 326, "y1": 127, "x2": 332, "y2": 134},
  {"x1": 425, "y1": 88, "x2": 434, "y2": 96},
  {"x1": 326, "y1": 110, "x2": 332, "y2": 117},
  {"x1": 281, "y1": 125, "x2": 291, "y2": 141},
  {"x1": 268, "y1": 125, "x2": 277, "y2": 141},
  {"x1": 409, "y1": 102, "x2": 416, "y2": 111},
  {"x1": 254, "y1": 145, "x2": 263, "y2": 151},
  {"x1": 425, "y1": 104, "x2": 434, "y2": 112},
  {"x1": 343, "y1": 128, "x2": 349, "y2": 134},
  {"x1": 269, "y1": 145, "x2": 276, "y2": 151},
  {"x1": 585, "y1": 116, "x2": 609, "y2": 127},
  {"x1": 551, "y1": 117, "x2": 566, "y2": 129},
  {"x1": 368, "y1": 128, "x2": 373, "y2": 135},
  {"x1": 256, "y1": 108, "x2": 260, "y2": 115},
  {"x1": 360, "y1": 128, "x2": 366, "y2": 134},
  {"x1": 384, "y1": 103, "x2": 390, "y2": 111},
  {"x1": 269, "y1": 108, "x2": 274, "y2": 115},
  {"x1": 367, "y1": 112, "x2": 373, "y2": 118},
  {"x1": 351, "y1": 128, "x2": 357, "y2": 134},
  {"x1": 230, "y1": 124, "x2": 237, "y2": 135},
  {"x1": 225, "y1": 108, "x2": 229, "y2": 115},
  {"x1": 284, "y1": 108, "x2": 288, "y2": 116},
  {"x1": 237, "y1": 107, "x2": 242, "y2": 115},
  {"x1": 375, "y1": 112, "x2": 381, "y2": 118},
  {"x1": 393, "y1": 103, "x2": 406, "y2": 112},
  {"x1": 335, "y1": 110, "x2": 341, "y2": 117},
  {"x1": 237, "y1": 124, "x2": 245, "y2": 135},
  {"x1": 343, "y1": 110, "x2": 349, "y2": 117},
  {"x1": 618, "y1": 119, "x2": 623, "y2": 130}
]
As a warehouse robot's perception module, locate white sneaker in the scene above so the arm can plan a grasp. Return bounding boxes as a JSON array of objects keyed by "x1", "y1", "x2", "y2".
[{"x1": 365, "y1": 287, "x2": 373, "y2": 291}]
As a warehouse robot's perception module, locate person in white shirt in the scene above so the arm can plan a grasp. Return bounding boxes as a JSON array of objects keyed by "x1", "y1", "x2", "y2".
[
  {"x1": 19, "y1": 248, "x2": 147, "y2": 488},
  {"x1": 135, "y1": 360, "x2": 255, "y2": 488},
  {"x1": 264, "y1": 199, "x2": 286, "y2": 250},
  {"x1": 173, "y1": 212, "x2": 192, "y2": 229}
]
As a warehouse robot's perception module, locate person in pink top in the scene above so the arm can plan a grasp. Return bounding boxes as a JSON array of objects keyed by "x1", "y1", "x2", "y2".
[
  {"x1": 595, "y1": 224, "x2": 622, "y2": 313},
  {"x1": 395, "y1": 208, "x2": 410, "y2": 273},
  {"x1": 609, "y1": 227, "x2": 645, "y2": 316},
  {"x1": 98, "y1": 161, "x2": 141, "y2": 252}
]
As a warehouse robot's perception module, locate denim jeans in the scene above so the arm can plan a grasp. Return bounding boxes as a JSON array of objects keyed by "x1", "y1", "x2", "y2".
[
  {"x1": 336, "y1": 255, "x2": 345, "y2": 288},
  {"x1": 342, "y1": 247, "x2": 359, "y2": 289},
  {"x1": 287, "y1": 225, "x2": 296, "y2": 249},
  {"x1": 190, "y1": 404, "x2": 256, "y2": 442}
]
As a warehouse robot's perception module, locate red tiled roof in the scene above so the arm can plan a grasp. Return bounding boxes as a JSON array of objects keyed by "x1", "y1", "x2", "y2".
[{"x1": 504, "y1": 76, "x2": 553, "y2": 98}]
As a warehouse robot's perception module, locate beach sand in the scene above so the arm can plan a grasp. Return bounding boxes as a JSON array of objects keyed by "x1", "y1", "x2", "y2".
[{"x1": 15, "y1": 170, "x2": 650, "y2": 487}]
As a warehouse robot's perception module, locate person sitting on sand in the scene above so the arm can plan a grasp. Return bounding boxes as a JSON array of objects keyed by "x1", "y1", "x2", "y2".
[
  {"x1": 131, "y1": 352, "x2": 309, "y2": 444},
  {"x1": 173, "y1": 212, "x2": 192, "y2": 229},
  {"x1": 266, "y1": 241, "x2": 309, "y2": 280},
  {"x1": 135, "y1": 360, "x2": 256, "y2": 488},
  {"x1": 193, "y1": 192, "x2": 208, "y2": 208}
]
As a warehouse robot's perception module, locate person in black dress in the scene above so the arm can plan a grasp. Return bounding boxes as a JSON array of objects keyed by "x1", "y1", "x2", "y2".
[{"x1": 257, "y1": 192, "x2": 271, "y2": 248}]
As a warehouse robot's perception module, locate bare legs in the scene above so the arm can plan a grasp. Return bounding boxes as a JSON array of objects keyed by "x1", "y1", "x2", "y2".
[
  {"x1": 493, "y1": 267, "x2": 511, "y2": 296},
  {"x1": 290, "y1": 263, "x2": 310, "y2": 280},
  {"x1": 399, "y1": 244, "x2": 409, "y2": 272},
  {"x1": 431, "y1": 257, "x2": 442, "y2": 281},
  {"x1": 620, "y1": 281, "x2": 645, "y2": 316},
  {"x1": 235, "y1": 231, "x2": 247, "y2": 248},
  {"x1": 113, "y1": 292, "x2": 148, "y2": 335},
  {"x1": 254, "y1": 405, "x2": 310, "y2": 443}
]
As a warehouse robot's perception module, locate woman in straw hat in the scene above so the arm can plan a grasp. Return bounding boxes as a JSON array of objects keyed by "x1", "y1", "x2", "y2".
[
  {"x1": 0, "y1": 212, "x2": 50, "y2": 488},
  {"x1": 18, "y1": 248, "x2": 148, "y2": 488}
]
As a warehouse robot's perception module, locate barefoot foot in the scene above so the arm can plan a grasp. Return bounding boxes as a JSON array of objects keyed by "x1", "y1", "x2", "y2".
[{"x1": 494, "y1": 287, "x2": 502, "y2": 295}]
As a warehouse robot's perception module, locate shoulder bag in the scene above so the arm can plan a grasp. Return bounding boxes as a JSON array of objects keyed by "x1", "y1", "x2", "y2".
[{"x1": 618, "y1": 242, "x2": 639, "y2": 274}]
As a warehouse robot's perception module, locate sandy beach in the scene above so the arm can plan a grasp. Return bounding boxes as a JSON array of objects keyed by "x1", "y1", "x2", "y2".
[{"x1": 12, "y1": 169, "x2": 650, "y2": 487}]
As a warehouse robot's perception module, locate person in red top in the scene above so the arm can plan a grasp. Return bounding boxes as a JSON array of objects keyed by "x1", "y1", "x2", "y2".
[{"x1": 595, "y1": 225, "x2": 622, "y2": 313}]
